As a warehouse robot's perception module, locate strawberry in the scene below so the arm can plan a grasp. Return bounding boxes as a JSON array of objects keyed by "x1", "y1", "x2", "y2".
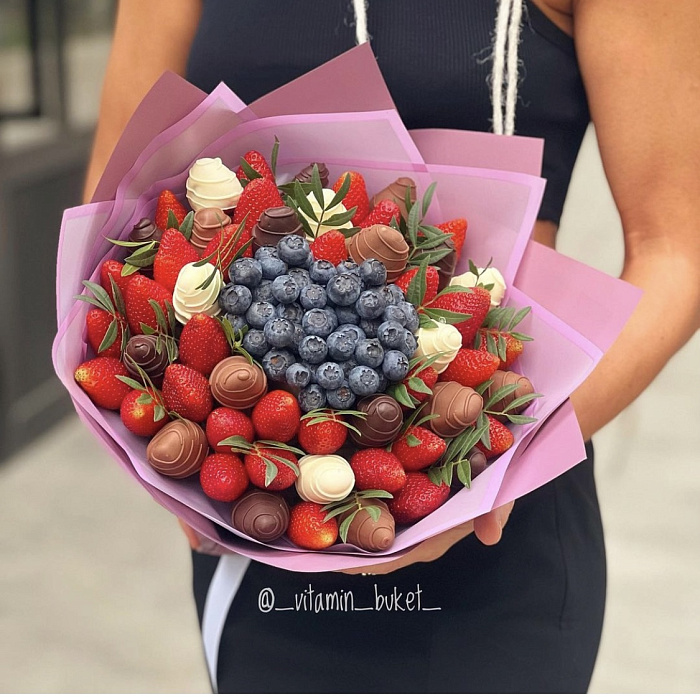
[
  {"x1": 235, "y1": 150, "x2": 275, "y2": 183},
  {"x1": 251, "y1": 390, "x2": 301, "y2": 442},
  {"x1": 349, "y1": 449, "x2": 406, "y2": 494},
  {"x1": 206, "y1": 407, "x2": 255, "y2": 453},
  {"x1": 297, "y1": 413, "x2": 347, "y2": 454},
  {"x1": 161, "y1": 363, "x2": 213, "y2": 422},
  {"x1": 200, "y1": 453, "x2": 249, "y2": 502},
  {"x1": 152, "y1": 228, "x2": 199, "y2": 293},
  {"x1": 428, "y1": 286, "x2": 491, "y2": 346},
  {"x1": 85, "y1": 307, "x2": 126, "y2": 359},
  {"x1": 391, "y1": 426, "x2": 447, "y2": 472},
  {"x1": 477, "y1": 329, "x2": 524, "y2": 370},
  {"x1": 123, "y1": 275, "x2": 173, "y2": 335},
  {"x1": 100, "y1": 259, "x2": 135, "y2": 304},
  {"x1": 309, "y1": 230, "x2": 348, "y2": 266},
  {"x1": 178, "y1": 314, "x2": 231, "y2": 376},
  {"x1": 232, "y1": 177, "x2": 284, "y2": 233},
  {"x1": 155, "y1": 189, "x2": 187, "y2": 231},
  {"x1": 201, "y1": 224, "x2": 253, "y2": 277},
  {"x1": 404, "y1": 365, "x2": 439, "y2": 405},
  {"x1": 74, "y1": 357, "x2": 131, "y2": 410},
  {"x1": 388, "y1": 472, "x2": 450, "y2": 524},
  {"x1": 119, "y1": 388, "x2": 169, "y2": 437},
  {"x1": 332, "y1": 171, "x2": 370, "y2": 225},
  {"x1": 436, "y1": 218, "x2": 468, "y2": 261},
  {"x1": 358, "y1": 199, "x2": 402, "y2": 228},
  {"x1": 287, "y1": 501, "x2": 338, "y2": 550},
  {"x1": 395, "y1": 266, "x2": 439, "y2": 304},
  {"x1": 439, "y1": 348, "x2": 500, "y2": 388},
  {"x1": 475, "y1": 415, "x2": 515, "y2": 459},
  {"x1": 244, "y1": 446, "x2": 298, "y2": 490}
]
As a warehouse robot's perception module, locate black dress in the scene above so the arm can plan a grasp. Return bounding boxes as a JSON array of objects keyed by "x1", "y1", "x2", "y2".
[{"x1": 187, "y1": 1, "x2": 605, "y2": 692}]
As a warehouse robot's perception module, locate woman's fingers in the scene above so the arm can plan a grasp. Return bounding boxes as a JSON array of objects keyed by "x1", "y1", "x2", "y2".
[{"x1": 473, "y1": 500, "x2": 515, "y2": 546}]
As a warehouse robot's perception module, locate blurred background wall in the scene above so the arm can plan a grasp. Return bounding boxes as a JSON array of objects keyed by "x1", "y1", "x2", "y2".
[{"x1": 1, "y1": 1, "x2": 698, "y2": 693}]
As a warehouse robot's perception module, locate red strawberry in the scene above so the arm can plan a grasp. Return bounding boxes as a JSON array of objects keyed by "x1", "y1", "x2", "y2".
[
  {"x1": 74, "y1": 357, "x2": 131, "y2": 410},
  {"x1": 251, "y1": 390, "x2": 301, "y2": 442},
  {"x1": 476, "y1": 415, "x2": 515, "y2": 459},
  {"x1": 120, "y1": 388, "x2": 169, "y2": 437},
  {"x1": 232, "y1": 177, "x2": 284, "y2": 232},
  {"x1": 287, "y1": 501, "x2": 338, "y2": 550},
  {"x1": 332, "y1": 171, "x2": 370, "y2": 225},
  {"x1": 391, "y1": 426, "x2": 447, "y2": 472},
  {"x1": 477, "y1": 329, "x2": 524, "y2": 370},
  {"x1": 358, "y1": 199, "x2": 402, "y2": 228},
  {"x1": 428, "y1": 286, "x2": 491, "y2": 346},
  {"x1": 235, "y1": 150, "x2": 275, "y2": 183},
  {"x1": 349, "y1": 449, "x2": 407, "y2": 494},
  {"x1": 201, "y1": 224, "x2": 253, "y2": 277},
  {"x1": 244, "y1": 447, "x2": 298, "y2": 490},
  {"x1": 100, "y1": 259, "x2": 135, "y2": 304},
  {"x1": 85, "y1": 307, "x2": 127, "y2": 359},
  {"x1": 178, "y1": 314, "x2": 231, "y2": 376},
  {"x1": 388, "y1": 472, "x2": 450, "y2": 524},
  {"x1": 200, "y1": 453, "x2": 249, "y2": 502},
  {"x1": 123, "y1": 275, "x2": 173, "y2": 335},
  {"x1": 161, "y1": 364, "x2": 213, "y2": 422},
  {"x1": 439, "y1": 348, "x2": 500, "y2": 388},
  {"x1": 436, "y1": 218, "x2": 468, "y2": 261},
  {"x1": 155, "y1": 189, "x2": 187, "y2": 231},
  {"x1": 404, "y1": 365, "x2": 439, "y2": 405},
  {"x1": 297, "y1": 413, "x2": 347, "y2": 454},
  {"x1": 309, "y1": 230, "x2": 348, "y2": 266},
  {"x1": 152, "y1": 228, "x2": 199, "y2": 293},
  {"x1": 206, "y1": 407, "x2": 255, "y2": 453},
  {"x1": 394, "y1": 266, "x2": 439, "y2": 304}
]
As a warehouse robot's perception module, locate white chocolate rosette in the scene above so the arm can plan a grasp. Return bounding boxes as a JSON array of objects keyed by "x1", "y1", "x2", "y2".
[
  {"x1": 299, "y1": 188, "x2": 353, "y2": 237},
  {"x1": 172, "y1": 262, "x2": 223, "y2": 324},
  {"x1": 451, "y1": 267, "x2": 507, "y2": 307},
  {"x1": 415, "y1": 322, "x2": 462, "y2": 373},
  {"x1": 295, "y1": 454, "x2": 355, "y2": 504},
  {"x1": 186, "y1": 157, "x2": 243, "y2": 212}
]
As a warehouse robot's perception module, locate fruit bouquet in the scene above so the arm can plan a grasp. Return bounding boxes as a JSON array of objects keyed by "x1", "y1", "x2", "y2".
[{"x1": 53, "y1": 46, "x2": 639, "y2": 572}]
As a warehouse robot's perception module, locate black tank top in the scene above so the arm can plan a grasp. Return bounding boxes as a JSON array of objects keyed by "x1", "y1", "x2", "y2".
[{"x1": 186, "y1": 0, "x2": 590, "y2": 224}]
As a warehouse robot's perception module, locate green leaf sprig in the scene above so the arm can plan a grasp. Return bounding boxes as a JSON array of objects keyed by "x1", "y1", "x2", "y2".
[
  {"x1": 321, "y1": 490, "x2": 393, "y2": 543},
  {"x1": 216, "y1": 436, "x2": 303, "y2": 487},
  {"x1": 300, "y1": 408, "x2": 367, "y2": 437},
  {"x1": 74, "y1": 279, "x2": 130, "y2": 355}
]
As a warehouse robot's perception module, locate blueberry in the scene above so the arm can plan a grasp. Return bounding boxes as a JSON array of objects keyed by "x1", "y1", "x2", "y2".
[
  {"x1": 386, "y1": 284, "x2": 406, "y2": 305},
  {"x1": 245, "y1": 301, "x2": 275, "y2": 329},
  {"x1": 382, "y1": 350, "x2": 410, "y2": 381},
  {"x1": 219, "y1": 284, "x2": 252, "y2": 315},
  {"x1": 263, "y1": 317, "x2": 295, "y2": 348},
  {"x1": 376, "y1": 373, "x2": 388, "y2": 393},
  {"x1": 359, "y1": 259, "x2": 387, "y2": 286},
  {"x1": 298, "y1": 384, "x2": 327, "y2": 412},
  {"x1": 309, "y1": 259, "x2": 337, "y2": 284},
  {"x1": 271, "y1": 274, "x2": 300, "y2": 304},
  {"x1": 337, "y1": 324, "x2": 366, "y2": 342},
  {"x1": 315, "y1": 362, "x2": 345, "y2": 390},
  {"x1": 337, "y1": 260, "x2": 361, "y2": 277},
  {"x1": 355, "y1": 289, "x2": 387, "y2": 319},
  {"x1": 287, "y1": 267, "x2": 312, "y2": 290},
  {"x1": 254, "y1": 246, "x2": 277, "y2": 260},
  {"x1": 241, "y1": 328, "x2": 269, "y2": 359},
  {"x1": 399, "y1": 328, "x2": 418, "y2": 357},
  {"x1": 327, "y1": 273, "x2": 362, "y2": 306},
  {"x1": 398, "y1": 302, "x2": 420, "y2": 333},
  {"x1": 383, "y1": 304, "x2": 407, "y2": 326},
  {"x1": 229, "y1": 257, "x2": 263, "y2": 287},
  {"x1": 348, "y1": 366, "x2": 381, "y2": 397},
  {"x1": 359, "y1": 318, "x2": 382, "y2": 338},
  {"x1": 291, "y1": 323, "x2": 305, "y2": 349},
  {"x1": 261, "y1": 349, "x2": 295, "y2": 382},
  {"x1": 298, "y1": 335, "x2": 328, "y2": 364},
  {"x1": 224, "y1": 313, "x2": 247, "y2": 334},
  {"x1": 355, "y1": 338, "x2": 385, "y2": 368},
  {"x1": 301, "y1": 361, "x2": 318, "y2": 383},
  {"x1": 275, "y1": 302, "x2": 304, "y2": 324},
  {"x1": 327, "y1": 329, "x2": 358, "y2": 361},
  {"x1": 326, "y1": 381, "x2": 356, "y2": 409},
  {"x1": 376, "y1": 320, "x2": 405, "y2": 350},
  {"x1": 286, "y1": 362, "x2": 312, "y2": 389},
  {"x1": 335, "y1": 305, "x2": 360, "y2": 325},
  {"x1": 302, "y1": 308, "x2": 338, "y2": 338},
  {"x1": 252, "y1": 279, "x2": 276, "y2": 304},
  {"x1": 339, "y1": 359, "x2": 359, "y2": 378},
  {"x1": 256, "y1": 248, "x2": 288, "y2": 280},
  {"x1": 299, "y1": 284, "x2": 327, "y2": 310},
  {"x1": 277, "y1": 235, "x2": 311, "y2": 266}
]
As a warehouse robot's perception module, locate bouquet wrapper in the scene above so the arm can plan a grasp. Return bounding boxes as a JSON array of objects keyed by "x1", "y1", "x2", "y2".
[{"x1": 53, "y1": 45, "x2": 640, "y2": 573}]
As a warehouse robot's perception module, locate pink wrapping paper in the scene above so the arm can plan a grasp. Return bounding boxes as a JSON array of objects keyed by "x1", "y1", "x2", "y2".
[{"x1": 54, "y1": 47, "x2": 639, "y2": 572}]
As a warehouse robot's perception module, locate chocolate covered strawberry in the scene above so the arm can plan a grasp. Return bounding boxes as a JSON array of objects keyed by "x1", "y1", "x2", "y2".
[
  {"x1": 74, "y1": 357, "x2": 131, "y2": 410},
  {"x1": 161, "y1": 363, "x2": 213, "y2": 422},
  {"x1": 155, "y1": 189, "x2": 187, "y2": 231},
  {"x1": 251, "y1": 390, "x2": 301, "y2": 442},
  {"x1": 206, "y1": 407, "x2": 255, "y2": 453},
  {"x1": 200, "y1": 453, "x2": 249, "y2": 502},
  {"x1": 153, "y1": 228, "x2": 199, "y2": 293},
  {"x1": 388, "y1": 472, "x2": 450, "y2": 524},
  {"x1": 179, "y1": 314, "x2": 231, "y2": 376},
  {"x1": 391, "y1": 426, "x2": 446, "y2": 472},
  {"x1": 287, "y1": 501, "x2": 338, "y2": 550},
  {"x1": 349, "y1": 449, "x2": 406, "y2": 493}
]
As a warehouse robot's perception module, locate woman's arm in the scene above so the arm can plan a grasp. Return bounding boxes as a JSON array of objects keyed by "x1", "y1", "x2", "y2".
[
  {"x1": 83, "y1": 0, "x2": 202, "y2": 203},
  {"x1": 570, "y1": 0, "x2": 700, "y2": 439}
]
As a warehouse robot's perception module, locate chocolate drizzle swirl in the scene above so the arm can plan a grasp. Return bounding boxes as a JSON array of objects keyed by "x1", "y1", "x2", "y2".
[
  {"x1": 426, "y1": 382, "x2": 483, "y2": 438},
  {"x1": 347, "y1": 224, "x2": 409, "y2": 282},
  {"x1": 209, "y1": 356, "x2": 267, "y2": 409},
  {"x1": 231, "y1": 491, "x2": 290, "y2": 542},
  {"x1": 146, "y1": 419, "x2": 208, "y2": 478},
  {"x1": 124, "y1": 334, "x2": 169, "y2": 386},
  {"x1": 349, "y1": 394, "x2": 403, "y2": 447}
]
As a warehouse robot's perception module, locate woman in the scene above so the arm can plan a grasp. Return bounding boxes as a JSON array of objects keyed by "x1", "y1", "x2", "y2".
[{"x1": 85, "y1": 0, "x2": 700, "y2": 692}]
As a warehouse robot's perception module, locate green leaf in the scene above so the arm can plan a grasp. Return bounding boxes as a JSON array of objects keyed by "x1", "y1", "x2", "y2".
[
  {"x1": 407, "y1": 259, "x2": 428, "y2": 307},
  {"x1": 292, "y1": 181, "x2": 318, "y2": 222},
  {"x1": 74, "y1": 294, "x2": 109, "y2": 312},
  {"x1": 140, "y1": 323, "x2": 157, "y2": 335},
  {"x1": 421, "y1": 182, "x2": 437, "y2": 218},
  {"x1": 179, "y1": 211, "x2": 194, "y2": 241},
  {"x1": 434, "y1": 284, "x2": 473, "y2": 298},
  {"x1": 503, "y1": 392, "x2": 542, "y2": 412},
  {"x1": 239, "y1": 157, "x2": 262, "y2": 182},
  {"x1": 510, "y1": 331, "x2": 534, "y2": 342},
  {"x1": 328, "y1": 173, "x2": 351, "y2": 210},
  {"x1": 231, "y1": 236, "x2": 254, "y2": 264},
  {"x1": 136, "y1": 392, "x2": 154, "y2": 405},
  {"x1": 166, "y1": 210, "x2": 179, "y2": 230},
  {"x1": 407, "y1": 196, "x2": 421, "y2": 248},
  {"x1": 486, "y1": 332, "x2": 498, "y2": 355},
  {"x1": 365, "y1": 505, "x2": 382, "y2": 522},
  {"x1": 105, "y1": 237, "x2": 152, "y2": 248},
  {"x1": 256, "y1": 441, "x2": 305, "y2": 456},
  {"x1": 153, "y1": 404, "x2": 166, "y2": 422},
  {"x1": 82, "y1": 280, "x2": 115, "y2": 314},
  {"x1": 497, "y1": 333, "x2": 507, "y2": 362},
  {"x1": 475, "y1": 379, "x2": 493, "y2": 396},
  {"x1": 321, "y1": 209, "x2": 356, "y2": 228},
  {"x1": 109, "y1": 277, "x2": 126, "y2": 317},
  {"x1": 165, "y1": 300, "x2": 177, "y2": 334},
  {"x1": 468, "y1": 259, "x2": 479, "y2": 277},
  {"x1": 406, "y1": 433, "x2": 422, "y2": 447},
  {"x1": 323, "y1": 502, "x2": 358, "y2": 521},
  {"x1": 310, "y1": 163, "x2": 325, "y2": 209},
  {"x1": 97, "y1": 318, "x2": 119, "y2": 353},
  {"x1": 263, "y1": 459, "x2": 279, "y2": 487},
  {"x1": 407, "y1": 377, "x2": 432, "y2": 395},
  {"x1": 423, "y1": 307, "x2": 471, "y2": 324},
  {"x1": 506, "y1": 414, "x2": 538, "y2": 424},
  {"x1": 418, "y1": 313, "x2": 437, "y2": 329},
  {"x1": 484, "y1": 383, "x2": 520, "y2": 410},
  {"x1": 270, "y1": 136, "x2": 280, "y2": 177},
  {"x1": 404, "y1": 184, "x2": 414, "y2": 217},
  {"x1": 339, "y1": 510, "x2": 357, "y2": 543},
  {"x1": 427, "y1": 468, "x2": 442, "y2": 487},
  {"x1": 115, "y1": 375, "x2": 146, "y2": 391},
  {"x1": 456, "y1": 460, "x2": 472, "y2": 488},
  {"x1": 410, "y1": 246, "x2": 455, "y2": 265},
  {"x1": 356, "y1": 489, "x2": 393, "y2": 499},
  {"x1": 388, "y1": 383, "x2": 415, "y2": 409},
  {"x1": 148, "y1": 300, "x2": 169, "y2": 335}
]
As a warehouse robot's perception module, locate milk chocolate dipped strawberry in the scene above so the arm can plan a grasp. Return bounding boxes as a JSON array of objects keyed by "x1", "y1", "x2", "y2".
[
  {"x1": 146, "y1": 419, "x2": 208, "y2": 478},
  {"x1": 425, "y1": 381, "x2": 483, "y2": 438},
  {"x1": 371, "y1": 177, "x2": 416, "y2": 221},
  {"x1": 252, "y1": 206, "x2": 304, "y2": 247},
  {"x1": 209, "y1": 356, "x2": 267, "y2": 410},
  {"x1": 129, "y1": 217, "x2": 163, "y2": 244},
  {"x1": 231, "y1": 490, "x2": 290, "y2": 542},
  {"x1": 191, "y1": 208, "x2": 231, "y2": 252},
  {"x1": 294, "y1": 162, "x2": 330, "y2": 188},
  {"x1": 484, "y1": 370, "x2": 536, "y2": 419},
  {"x1": 339, "y1": 498, "x2": 395, "y2": 552},
  {"x1": 347, "y1": 224, "x2": 409, "y2": 282},
  {"x1": 349, "y1": 394, "x2": 403, "y2": 447}
]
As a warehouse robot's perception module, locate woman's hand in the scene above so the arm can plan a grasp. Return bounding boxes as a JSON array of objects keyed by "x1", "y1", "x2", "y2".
[{"x1": 340, "y1": 500, "x2": 515, "y2": 576}]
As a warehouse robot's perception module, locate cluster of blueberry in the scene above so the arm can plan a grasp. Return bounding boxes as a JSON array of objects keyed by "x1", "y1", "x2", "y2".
[{"x1": 218, "y1": 234, "x2": 419, "y2": 411}]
